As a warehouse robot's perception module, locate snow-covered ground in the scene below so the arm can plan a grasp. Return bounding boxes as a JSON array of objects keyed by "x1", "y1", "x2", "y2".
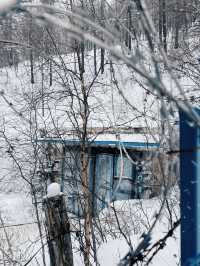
[
  {"x1": 0, "y1": 193, "x2": 46, "y2": 265},
  {"x1": 0, "y1": 187, "x2": 180, "y2": 266},
  {"x1": 96, "y1": 188, "x2": 180, "y2": 266}
]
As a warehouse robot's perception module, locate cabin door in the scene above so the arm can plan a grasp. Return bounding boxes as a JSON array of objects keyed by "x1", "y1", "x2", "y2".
[
  {"x1": 95, "y1": 154, "x2": 113, "y2": 210},
  {"x1": 113, "y1": 155, "x2": 135, "y2": 200}
]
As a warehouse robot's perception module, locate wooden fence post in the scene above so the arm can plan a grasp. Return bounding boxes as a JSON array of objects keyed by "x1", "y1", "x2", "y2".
[{"x1": 44, "y1": 194, "x2": 74, "y2": 266}]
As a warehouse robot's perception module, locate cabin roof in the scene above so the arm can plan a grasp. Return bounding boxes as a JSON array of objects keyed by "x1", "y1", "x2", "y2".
[{"x1": 36, "y1": 132, "x2": 158, "y2": 150}]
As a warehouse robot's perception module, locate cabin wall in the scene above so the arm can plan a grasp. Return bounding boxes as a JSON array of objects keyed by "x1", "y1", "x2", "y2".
[
  {"x1": 35, "y1": 142, "x2": 160, "y2": 216},
  {"x1": 61, "y1": 146, "x2": 154, "y2": 216}
]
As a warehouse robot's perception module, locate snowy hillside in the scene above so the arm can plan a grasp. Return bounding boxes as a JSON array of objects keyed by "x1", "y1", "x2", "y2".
[
  {"x1": 0, "y1": 50, "x2": 184, "y2": 266},
  {"x1": 0, "y1": 51, "x2": 160, "y2": 131}
]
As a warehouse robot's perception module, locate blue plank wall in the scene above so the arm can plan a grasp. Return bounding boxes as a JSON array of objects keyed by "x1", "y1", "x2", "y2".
[
  {"x1": 66, "y1": 152, "x2": 143, "y2": 216},
  {"x1": 36, "y1": 137, "x2": 158, "y2": 216}
]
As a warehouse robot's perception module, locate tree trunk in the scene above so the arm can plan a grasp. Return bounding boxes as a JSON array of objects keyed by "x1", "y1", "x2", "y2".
[
  {"x1": 174, "y1": 0, "x2": 180, "y2": 49},
  {"x1": 30, "y1": 50, "x2": 34, "y2": 84},
  {"x1": 128, "y1": 5, "x2": 132, "y2": 50},
  {"x1": 162, "y1": 0, "x2": 167, "y2": 52},
  {"x1": 82, "y1": 150, "x2": 91, "y2": 266},
  {"x1": 94, "y1": 44, "x2": 97, "y2": 75},
  {"x1": 49, "y1": 59, "x2": 53, "y2": 87},
  {"x1": 159, "y1": 0, "x2": 163, "y2": 44},
  {"x1": 100, "y1": 0, "x2": 105, "y2": 74},
  {"x1": 125, "y1": 5, "x2": 132, "y2": 50},
  {"x1": 80, "y1": 76, "x2": 92, "y2": 266}
]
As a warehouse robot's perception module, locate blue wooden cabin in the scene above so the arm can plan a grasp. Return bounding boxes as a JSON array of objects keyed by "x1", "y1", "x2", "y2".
[{"x1": 37, "y1": 133, "x2": 158, "y2": 216}]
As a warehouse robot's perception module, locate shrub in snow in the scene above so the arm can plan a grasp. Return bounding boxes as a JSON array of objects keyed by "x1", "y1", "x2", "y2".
[{"x1": 47, "y1": 182, "x2": 62, "y2": 198}]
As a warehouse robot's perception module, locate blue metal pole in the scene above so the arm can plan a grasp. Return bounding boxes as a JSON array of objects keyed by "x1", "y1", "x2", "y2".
[{"x1": 180, "y1": 109, "x2": 200, "y2": 265}]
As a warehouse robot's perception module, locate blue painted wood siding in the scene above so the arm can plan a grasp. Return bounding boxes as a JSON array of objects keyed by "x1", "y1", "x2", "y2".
[
  {"x1": 95, "y1": 154, "x2": 113, "y2": 210},
  {"x1": 64, "y1": 152, "x2": 145, "y2": 215}
]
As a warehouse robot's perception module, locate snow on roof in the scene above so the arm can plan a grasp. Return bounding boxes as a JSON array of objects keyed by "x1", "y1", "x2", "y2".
[{"x1": 36, "y1": 131, "x2": 158, "y2": 149}]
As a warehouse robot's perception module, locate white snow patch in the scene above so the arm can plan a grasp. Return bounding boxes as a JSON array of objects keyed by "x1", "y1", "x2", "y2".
[{"x1": 47, "y1": 182, "x2": 62, "y2": 198}]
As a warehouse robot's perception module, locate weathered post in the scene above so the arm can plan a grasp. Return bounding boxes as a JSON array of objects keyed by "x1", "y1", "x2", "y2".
[
  {"x1": 180, "y1": 109, "x2": 200, "y2": 265},
  {"x1": 44, "y1": 194, "x2": 74, "y2": 266}
]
